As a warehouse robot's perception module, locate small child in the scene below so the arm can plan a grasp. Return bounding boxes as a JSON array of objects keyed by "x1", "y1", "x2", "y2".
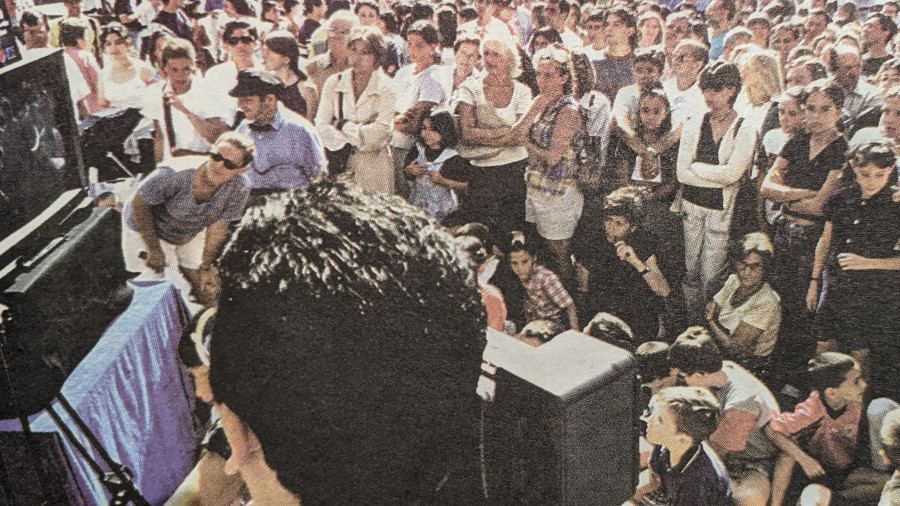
[
  {"x1": 404, "y1": 109, "x2": 470, "y2": 224},
  {"x1": 626, "y1": 386, "x2": 734, "y2": 506},
  {"x1": 507, "y1": 236, "x2": 578, "y2": 331},
  {"x1": 765, "y1": 352, "x2": 894, "y2": 505}
]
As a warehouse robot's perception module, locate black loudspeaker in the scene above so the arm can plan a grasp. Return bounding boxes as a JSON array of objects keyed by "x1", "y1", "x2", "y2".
[
  {"x1": 0, "y1": 431, "x2": 83, "y2": 505},
  {"x1": 481, "y1": 330, "x2": 638, "y2": 505},
  {"x1": 0, "y1": 206, "x2": 133, "y2": 419}
]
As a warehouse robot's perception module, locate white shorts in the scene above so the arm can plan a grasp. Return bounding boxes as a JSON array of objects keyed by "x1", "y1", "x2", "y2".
[
  {"x1": 525, "y1": 186, "x2": 584, "y2": 241},
  {"x1": 122, "y1": 220, "x2": 205, "y2": 274}
]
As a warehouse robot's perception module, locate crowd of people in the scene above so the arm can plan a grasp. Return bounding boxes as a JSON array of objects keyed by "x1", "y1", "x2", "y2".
[{"x1": 7, "y1": 0, "x2": 900, "y2": 502}]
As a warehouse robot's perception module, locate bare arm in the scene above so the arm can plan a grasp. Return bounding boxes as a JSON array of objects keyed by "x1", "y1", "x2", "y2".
[
  {"x1": 299, "y1": 81, "x2": 319, "y2": 121},
  {"x1": 807, "y1": 221, "x2": 833, "y2": 312},
  {"x1": 527, "y1": 106, "x2": 583, "y2": 167},
  {"x1": 457, "y1": 102, "x2": 516, "y2": 147},
  {"x1": 764, "y1": 423, "x2": 825, "y2": 479},
  {"x1": 708, "y1": 320, "x2": 764, "y2": 359},
  {"x1": 623, "y1": 469, "x2": 661, "y2": 506},
  {"x1": 130, "y1": 193, "x2": 165, "y2": 272},
  {"x1": 201, "y1": 221, "x2": 232, "y2": 269},
  {"x1": 759, "y1": 156, "x2": 818, "y2": 203},
  {"x1": 168, "y1": 94, "x2": 229, "y2": 145},
  {"x1": 566, "y1": 303, "x2": 579, "y2": 331},
  {"x1": 788, "y1": 169, "x2": 842, "y2": 216}
]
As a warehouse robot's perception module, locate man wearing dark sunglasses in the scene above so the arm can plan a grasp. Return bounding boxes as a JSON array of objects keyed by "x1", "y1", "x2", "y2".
[
  {"x1": 230, "y1": 69, "x2": 326, "y2": 191},
  {"x1": 122, "y1": 131, "x2": 254, "y2": 300}
]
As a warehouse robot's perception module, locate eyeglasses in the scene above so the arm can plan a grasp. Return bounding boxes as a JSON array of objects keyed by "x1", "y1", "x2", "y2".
[
  {"x1": 736, "y1": 260, "x2": 764, "y2": 272},
  {"x1": 210, "y1": 152, "x2": 243, "y2": 170},
  {"x1": 329, "y1": 28, "x2": 351, "y2": 36},
  {"x1": 226, "y1": 35, "x2": 256, "y2": 45}
]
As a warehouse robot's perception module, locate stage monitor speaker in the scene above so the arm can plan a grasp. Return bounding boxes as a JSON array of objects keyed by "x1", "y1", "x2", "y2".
[
  {"x1": 0, "y1": 206, "x2": 133, "y2": 419},
  {"x1": 481, "y1": 330, "x2": 638, "y2": 505},
  {"x1": 0, "y1": 431, "x2": 84, "y2": 505}
]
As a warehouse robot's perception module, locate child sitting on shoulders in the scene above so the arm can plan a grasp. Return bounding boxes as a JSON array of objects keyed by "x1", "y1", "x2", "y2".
[
  {"x1": 404, "y1": 108, "x2": 471, "y2": 224},
  {"x1": 765, "y1": 352, "x2": 897, "y2": 505},
  {"x1": 625, "y1": 386, "x2": 734, "y2": 506}
]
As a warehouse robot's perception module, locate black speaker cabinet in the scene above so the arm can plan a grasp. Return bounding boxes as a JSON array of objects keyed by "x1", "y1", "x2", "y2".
[
  {"x1": 481, "y1": 330, "x2": 638, "y2": 505},
  {"x1": 0, "y1": 206, "x2": 132, "y2": 418},
  {"x1": 0, "y1": 431, "x2": 83, "y2": 505}
]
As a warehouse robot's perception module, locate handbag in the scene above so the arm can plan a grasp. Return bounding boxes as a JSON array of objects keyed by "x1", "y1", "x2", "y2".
[{"x1": 325, "y1": 75, "x2": 353, "y2": 177}]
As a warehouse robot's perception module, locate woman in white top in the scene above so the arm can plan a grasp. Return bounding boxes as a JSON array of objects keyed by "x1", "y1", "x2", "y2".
[
  {"x1": 455, "y1": 34, "x2": 532, "y2": 243},
  {"x1": 676, "y1": 62, "x2": 757, "y2": 317},
  {"x1": 391, "y1": 20, "x2": 450, "y2": 198},
  {"x1": 706, "y1": 232, "x2": 781, "y2": 380},
  {"x1": 316, "y1": 26, "x2": 396, "y2": 194},
  {"x1": 99, "y1": 23, "x2": 155, "y2": 109}
]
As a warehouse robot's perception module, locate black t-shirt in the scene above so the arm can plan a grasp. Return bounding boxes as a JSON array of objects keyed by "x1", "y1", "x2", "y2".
[
  {"x1": 571, "y1": 227, "x2": 662, "y2": 341},
  {"x1": 153, "y1": 10, "x2": 192, "y2": 41},
  {"x1": 780, "y1": 132, "x2": 847, "y2": 191}
]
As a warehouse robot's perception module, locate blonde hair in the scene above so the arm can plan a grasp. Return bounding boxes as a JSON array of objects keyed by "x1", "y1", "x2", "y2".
[
  {"x1": 532, "y1": 44, "x2": 574, "y2": 95},
  {"x1": 481, "y1": 35, "x2": 522, "y2": 79},
  {"x1": 741, "y1": 48, "x2": 783, "y2": 102},
  {"x1": 215, "y1": 131, "x2": 257, "y2": 166}
]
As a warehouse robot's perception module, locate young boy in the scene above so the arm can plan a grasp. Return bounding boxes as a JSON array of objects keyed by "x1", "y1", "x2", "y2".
[
  {"x1": 625, "y1": 386, "x2": 734, "y2": 505},
  {"x1": 765, "y1": 352, "x2": 894, "y2": 505},
  {"x1": 667, "y1": 327, "x2": 780, "y2": 506}
]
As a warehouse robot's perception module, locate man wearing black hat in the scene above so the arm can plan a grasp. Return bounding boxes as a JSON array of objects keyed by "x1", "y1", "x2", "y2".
[{"x1": 230, "y1": 69, "x2": 326, "y2": 191}]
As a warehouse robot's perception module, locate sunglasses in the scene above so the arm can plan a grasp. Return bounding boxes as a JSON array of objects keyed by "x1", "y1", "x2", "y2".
[
  {"x1": 226, "y1": 35, "x2": 256, "y2": 45},
  {"x1": 210, "y1": 152, "x2": 243, "y2": 170}
]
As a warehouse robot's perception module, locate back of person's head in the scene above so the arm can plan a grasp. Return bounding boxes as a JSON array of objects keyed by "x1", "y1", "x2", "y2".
[
  {"x1": 636, "y1": 341, "x2": 671, "y2": 384},
  {"x1": 657, "y1": 386, "x2": 722, "y2": 443},
  {"x1": 210, "y1": 183, "x2": 486, "y2": 503},
  {"x1": 59, "y1": 17, "x2": 88, "y2": 48},
  {"x1": 603, "y1": 185, "x2": 646, "y2": 226},
  {"x1": 230, "y1": 0, "x2": 256, "y2": 17},
  {"x1": 807, "y1": 352, "x2": 858, "y2": 392},
  {"x1": 459, "y1": 6, "x2": 478, "y2": 24},
  {"x1": 521, "y1": 319, "x2": 564, "y2": 341},
  {"x1": 668, "y1": 327, "x2": 724, "y2": 376},
  {"x1": 423, "y1": 108, "x2": 459, "y2": 149},
  {"x1": 583, "y1": 312, "x2": 634, "y2": 351},
  {"x1": 880, "y1": 408, "x2": 900, "y2": 467}
]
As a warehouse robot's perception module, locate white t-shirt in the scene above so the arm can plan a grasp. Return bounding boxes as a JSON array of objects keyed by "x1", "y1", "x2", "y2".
[
  {"x1": 390, "y1": 64, "x2": 451, "y2": 149},
  {"x1": 455, "y1": 75, "x2": 532, "y2": 167},
  {"x1": 559, "y1": 29, "x2": 584, "y2": 51},
  {"x1": 144, "y1": 80, "x2": 233, "y2": 155},
  {"x1": 713, "y1": 274, "x2": 781, "y2": 357},
  {"x1": 611, "y1": 83, "x2": 640, "y2": 132},
  {"x1": 663, "y1": 78, "x2": 707, "y2": 128}
]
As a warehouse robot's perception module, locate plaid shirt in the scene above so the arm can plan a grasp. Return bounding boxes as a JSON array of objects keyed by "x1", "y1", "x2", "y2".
[
  {"x1": 523, "y1": 265, "x2": 574, "y2": 325},
  {"x1": 525, "y1": 97, "x2": 581, "y2": 195}
]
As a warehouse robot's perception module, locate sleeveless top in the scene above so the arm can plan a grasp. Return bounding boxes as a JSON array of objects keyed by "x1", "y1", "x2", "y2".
[
  {"x1": 683, "y1": 113, "x2": 726, "y2": 210},
  {"x1": 525, "y1": 96, "x2": 581, "y2": 195},
  {"x1": 278, "y1": 81, "x2": 308, "y2": 118},
  {"x1": 102, "y1": 61, "x2": 149, "y2": 109}
]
